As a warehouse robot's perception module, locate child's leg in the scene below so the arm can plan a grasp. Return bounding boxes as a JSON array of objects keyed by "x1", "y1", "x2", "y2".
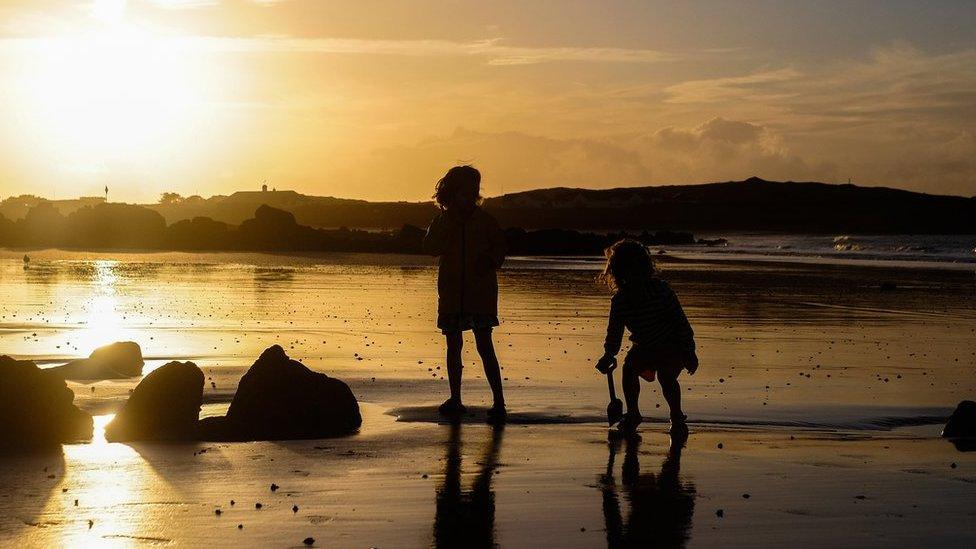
[
  {"x1": 445, "y1": 331, "x2": 463, "y2": 402},
  {"x1": 621, "y1": 361, "x2": 641, "y2": 417},
  {"x1": 657, "y1": 366, "x2": 683, "y2": 421},
  {"x1": 473, "y1": 329, "x2": 505, "y2": 407}
]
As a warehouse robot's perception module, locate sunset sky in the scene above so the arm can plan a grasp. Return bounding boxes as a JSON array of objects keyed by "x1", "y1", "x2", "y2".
[{"x1": 1, "y1": 0, "x2": 974, "y2": 203}]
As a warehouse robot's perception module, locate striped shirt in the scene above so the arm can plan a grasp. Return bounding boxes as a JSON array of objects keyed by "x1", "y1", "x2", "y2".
[{"x1": 604, "y1": 278, "x2": 695, "y2": 356}]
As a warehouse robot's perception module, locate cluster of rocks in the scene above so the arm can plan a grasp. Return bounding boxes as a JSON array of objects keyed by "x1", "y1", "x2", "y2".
[
  {"x1": 107, "y1": 344, "x2": 361, "y2": 442},
  {"x1": 0, "y1": 356, "x2": 92, "y2": 451},
  {"x1": 0, "y1": 343, "x2": 361, "y2": 450}
]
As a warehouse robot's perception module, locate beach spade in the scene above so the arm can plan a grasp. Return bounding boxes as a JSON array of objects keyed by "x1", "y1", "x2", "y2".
[{"x1": 606, "y1": 368, "x2": 624, "y2": 426}]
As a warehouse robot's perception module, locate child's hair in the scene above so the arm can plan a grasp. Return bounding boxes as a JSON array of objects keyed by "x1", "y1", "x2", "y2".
[
  {"x1": 599, "y1": 239, "x2": 656, "y2": 292},
  {"x1": 433, "y1": 165, "x2": 481, "y2": 210}
]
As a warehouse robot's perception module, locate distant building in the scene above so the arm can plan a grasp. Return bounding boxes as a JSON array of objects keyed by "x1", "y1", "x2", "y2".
[{"x1": 262, "y1": 184, "x2": 268, "y2": 192}]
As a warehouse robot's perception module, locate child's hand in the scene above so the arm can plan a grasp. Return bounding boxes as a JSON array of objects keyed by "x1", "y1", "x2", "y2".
[
  {"x1": 686, "y1": 352, "x2": 699, "y2": 375},
  {"x1": 596, "y1": 355, "x2": 617, "y2": 374}
]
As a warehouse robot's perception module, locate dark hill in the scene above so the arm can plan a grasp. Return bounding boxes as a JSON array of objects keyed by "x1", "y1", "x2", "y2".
[
  {"x1": 483, "y1": 177, "x2": 976, "y2": 233},
  {"x1": 139, "y1": 177, "x2": 973, "y2": 234}
]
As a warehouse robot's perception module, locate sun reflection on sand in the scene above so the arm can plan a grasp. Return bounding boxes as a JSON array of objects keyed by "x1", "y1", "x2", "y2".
[{"x1": 50, "y1": 415, "x2": 171, "y2": 547}]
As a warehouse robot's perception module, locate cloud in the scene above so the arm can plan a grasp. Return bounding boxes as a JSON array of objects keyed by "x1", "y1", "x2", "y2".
[
  {"x1": 663, "y1": 68, "x2": 801, "y2": 104},
  {"x1": 317, "y1": 127, "x2": 654, "y2": 199},
  {"x1": 318, "y1": 120, "x2": 841, "y2": 201},
  {"x1": 0, "y1": 31, "x2": 679, "y2": 65},
  {"x1": 655, "y1": 44, "x2": 976, "y2": 194},
  {"x1": 634, "y1": 118, "x2": 835, "y2": 184},
  {"x1": 663, "y1": 44, "x2": 976, "y2": 130},
  {"x1": 162, "y1": 36, "x2": 679, "y2": 66}
]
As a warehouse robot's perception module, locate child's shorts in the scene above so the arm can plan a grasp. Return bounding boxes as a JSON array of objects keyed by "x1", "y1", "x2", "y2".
[{"x1": 623, "y1": 343, "x2": 688, "y2": 382}]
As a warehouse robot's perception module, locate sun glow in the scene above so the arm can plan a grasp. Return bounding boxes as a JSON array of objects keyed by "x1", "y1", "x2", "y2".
[{"x1": 14, "y1": 1, "x2": 217, "y2": 172}]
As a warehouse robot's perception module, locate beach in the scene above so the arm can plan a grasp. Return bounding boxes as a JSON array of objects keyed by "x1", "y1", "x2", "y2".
[{"x1": 1, "y1": 249, "x2": 975, "y2": 547}]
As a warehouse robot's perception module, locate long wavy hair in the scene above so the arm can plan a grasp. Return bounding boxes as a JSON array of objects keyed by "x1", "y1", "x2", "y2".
[
  {"x1": 433, "y1": 165, "x2": 481, "y2": 210},
  {"x1": 599, "y1": 239, "x2": 656, "y2": 292}
]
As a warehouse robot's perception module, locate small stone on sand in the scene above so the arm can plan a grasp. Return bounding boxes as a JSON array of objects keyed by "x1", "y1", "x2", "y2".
[{"x1": 303, "y1": 537, "x2": 315, "y2": 545}]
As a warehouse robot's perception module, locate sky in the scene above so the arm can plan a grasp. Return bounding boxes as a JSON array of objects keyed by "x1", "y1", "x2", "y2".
[{"x1": 0, "y1": 0, "x2": 974, "y2": 203}]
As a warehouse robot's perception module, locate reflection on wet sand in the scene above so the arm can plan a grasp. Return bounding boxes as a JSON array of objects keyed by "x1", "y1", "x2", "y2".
[
  {"x1": 600, "y1": 431, "x2": 696, "y2": 548},
  {"x1": 51, "y1": 415, "x2": 167, "y2": 546},
  {"x1": 433, "y1": 424, "x2": 504, "y2": 549}
]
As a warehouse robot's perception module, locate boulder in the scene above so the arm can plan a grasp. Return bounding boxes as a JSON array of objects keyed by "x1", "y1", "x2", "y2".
[
  {"x1": 200, "y1": 345, "x2": 361, "y2": 441},
  {"x1": 942, "y1": 400, "x2": 976, "y2": 438},
  {"x1": 47, "y1": 341, "x2": 144, "y2": 381},
  {"x1": 105, "y1": 361, "x2": 204, "y2": 442},
  {"x1": 0, "y1": 356, "x2": 92, "y2": 450}
]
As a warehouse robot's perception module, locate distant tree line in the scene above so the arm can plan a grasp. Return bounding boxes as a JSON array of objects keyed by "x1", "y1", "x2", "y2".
[{"x1": 0, "y1": 202, "x2": 698, "y2": 255}]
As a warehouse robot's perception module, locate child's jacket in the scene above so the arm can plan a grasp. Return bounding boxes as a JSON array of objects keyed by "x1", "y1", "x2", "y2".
[
  {"x1": 423, "y1": 207, "x2": 507, "y2": 316},
  {"x1": 604, "y1": 278, "x2": 695, "y2": 356}
]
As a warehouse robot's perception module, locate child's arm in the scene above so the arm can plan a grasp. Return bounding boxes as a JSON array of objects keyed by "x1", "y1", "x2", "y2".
[
  {"x1": 598, "y1": 295, "x2": 625, "y2": 372},
  {"x1": 485, "y1": 215, "x2": 507, "y2": 269},
  {"x1": 666, "y1": 285, "x2": 699, "y2": 374},
  {"x1": 422, "y1": 213, "x2": 452, "y2": 256}
]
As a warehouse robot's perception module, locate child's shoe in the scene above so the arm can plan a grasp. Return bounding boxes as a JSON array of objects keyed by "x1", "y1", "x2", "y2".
[
  {"x1": 669, "y1": 413, "x2": 688, "y2": 434},
  {"x1": 487, "y1": 403, "x2": 507, "y2": 424},
  {"x1": 438, "y1": 398, "x2": 467, "y2": 416},
  {"x1": 616, "y1": 412, "x2": 643, "y2": 433}
]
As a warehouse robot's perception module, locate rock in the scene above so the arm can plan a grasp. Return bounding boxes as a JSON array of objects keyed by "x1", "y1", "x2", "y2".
[
  {"x1": 942, "y1": 400, "x2": 976, "y2": 438},
  {"x1": 46, "y1": 342, "x2": 144, "y2": 381},
  {"x1": 104, "y1": 361, "x2": 204, "y2": 442},
  {"x1": 0, "y1": 356, "x2": 93, "y2": 450},
  {"x1": 199, "y1": 345, "x2": 361, "y2": 441}
]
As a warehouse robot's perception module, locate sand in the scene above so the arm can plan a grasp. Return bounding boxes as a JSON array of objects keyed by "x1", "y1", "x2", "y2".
[{"x1": 1, "y1": 250, "x2": 975, "y2": 547}]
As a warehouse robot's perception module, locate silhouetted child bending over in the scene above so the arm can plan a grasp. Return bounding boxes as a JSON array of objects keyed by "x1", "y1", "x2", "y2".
[
  {"x1": 596, "y1": 240, "x2": 698, "y2": 432},
  {"x1": 423, "y1": 166, "x2": 508, "y2": 420}
]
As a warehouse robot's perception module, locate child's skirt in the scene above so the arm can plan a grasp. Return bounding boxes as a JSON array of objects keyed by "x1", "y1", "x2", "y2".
[
  {"x1": 623, "y1": 343, "x2": 689, "y2": 382},
  {"x1": 437, "y1": 313, "x2": 499, "y2": 334}
]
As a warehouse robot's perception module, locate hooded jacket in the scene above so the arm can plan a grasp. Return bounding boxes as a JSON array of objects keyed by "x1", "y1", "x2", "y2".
[{"x1": 423, "y1": 207, "x2": 507, "y2": 316}]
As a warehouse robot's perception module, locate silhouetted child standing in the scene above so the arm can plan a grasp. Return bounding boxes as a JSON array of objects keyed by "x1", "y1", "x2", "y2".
[
  {"x1": 423, "y1": 166, "x2": 508, "y2": 420},
  {"x1": 596, "y1": 240, "x2": 698, "y2": 432}
]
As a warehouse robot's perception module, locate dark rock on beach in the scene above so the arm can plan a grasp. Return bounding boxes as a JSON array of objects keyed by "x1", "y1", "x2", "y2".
[
  {"x1": 0, "y1": 355, "x2": 92, "y2": 450},
  {"x1": 105, "y1": 361, "x2": 204, "y2": 442},
  {"x1": 46, "y1": 341, "x2": 144, "y2": 381},
  {"x1": 942, "y1": 400, "x2": 976, "y2": 439},
  {"x1": 199, "y1": 345, "x2": 361, "y2": 441}
]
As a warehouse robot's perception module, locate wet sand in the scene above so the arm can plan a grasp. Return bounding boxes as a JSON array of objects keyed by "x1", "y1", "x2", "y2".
[{"x1": 1, "y1": 250, "x2": 975, "y2": 547}]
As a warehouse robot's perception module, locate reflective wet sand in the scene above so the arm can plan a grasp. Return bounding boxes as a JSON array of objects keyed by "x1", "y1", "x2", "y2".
[{"x1": 1, "y1": 250, "x2": 974, "y2": 547}]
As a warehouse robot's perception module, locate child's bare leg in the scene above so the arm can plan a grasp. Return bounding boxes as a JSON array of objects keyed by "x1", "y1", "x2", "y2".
[
  {"x1": 473, "y1": 329, "x2": 504, "y2": 407},
  {"x1": 445, "y1": 331, "x2": 463, "y2": 402},
  {"x1": 622, "y1": 362, "x2": 641, "y2": 417},
  {"x1": 657, "y1": 367, "x2": 683, "y2": 421}
]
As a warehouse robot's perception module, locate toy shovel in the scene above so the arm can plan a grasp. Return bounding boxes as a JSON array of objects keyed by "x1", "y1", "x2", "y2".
[{"x1": 606, "y1": 366, "x2": 624, "y2": 426}]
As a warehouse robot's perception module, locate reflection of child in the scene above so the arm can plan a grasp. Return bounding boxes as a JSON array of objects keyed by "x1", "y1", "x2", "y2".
[
  {"x1": 423, "y1": 166, "x2": 508, "y2": 420},
  {"x1": 595, "y1": 240, "x2": 698, "y2": 432}
]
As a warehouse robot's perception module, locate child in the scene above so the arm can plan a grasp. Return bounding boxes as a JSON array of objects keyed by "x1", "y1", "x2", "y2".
[
  {"x1": 596, "y1": 239, "x2": 698, "y2": 432},
  {"x1": 423, "y1": 166, "x2": 508, "y2": 420}
]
